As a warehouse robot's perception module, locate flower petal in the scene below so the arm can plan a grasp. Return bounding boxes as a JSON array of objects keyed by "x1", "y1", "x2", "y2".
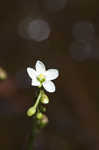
[
  {"x1": 45, "y1": 69, "x2": 59, "y2": 81},
  {"x1": 43, "y1": 81, "x2": 55, "y2": 93},
  {"x1": 27, "y1": 67, "x2": 37, "y2": 80},
  {"x1": 32, "y1": 79, "x2": 40, "y2": 86},
  {"x1": 35, "y1": 60, "x2": 46, "y2": 73}
]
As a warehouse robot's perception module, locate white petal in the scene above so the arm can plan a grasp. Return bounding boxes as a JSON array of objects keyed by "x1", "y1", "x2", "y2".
[
  {"x1": 43, "y1": 81, "x2": 56, "y2": 93},
  {"x1": 27, "y1": 67, "x2": 37, "y2": 80},
  {"x1": 32, "y1": 79, "x2": 40, "y2": 86},
  {"x1": 35, "y1": 60, "x2": 46, "y2": 73},
  {"x1": 45, "y1": 69, "x2": 59, "y2": 81}
]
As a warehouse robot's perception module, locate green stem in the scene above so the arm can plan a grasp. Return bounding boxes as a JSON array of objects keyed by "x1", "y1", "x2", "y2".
[
  {"x1": 28, "y1": 118, "x2": 38, "y2": 150},
  {"x1": 34, "y1": 90, "x2": 42, "y2": 108},
  {"x1": 27, "y1": 90, "x2": 42, "y2": 150}
]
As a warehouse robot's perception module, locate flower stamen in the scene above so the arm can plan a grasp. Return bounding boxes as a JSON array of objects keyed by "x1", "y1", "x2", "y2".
[{"x1": 37, "y1": 74, "x2": 46, "y2": 83}]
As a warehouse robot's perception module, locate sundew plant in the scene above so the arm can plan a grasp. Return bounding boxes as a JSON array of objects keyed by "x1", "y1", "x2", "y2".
[{"x1": 26, "y1": 60, "x2": 59, "y2": 150}]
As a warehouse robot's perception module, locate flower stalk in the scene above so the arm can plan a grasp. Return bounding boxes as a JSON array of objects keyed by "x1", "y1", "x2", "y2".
[{"x1": 26, "y1": 60, "x2": 59, "y2": 150}]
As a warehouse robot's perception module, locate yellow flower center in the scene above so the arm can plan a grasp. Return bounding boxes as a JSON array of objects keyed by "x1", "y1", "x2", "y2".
[{"x1": 37, "y1": 74, "x2": 45, "y2": 83}]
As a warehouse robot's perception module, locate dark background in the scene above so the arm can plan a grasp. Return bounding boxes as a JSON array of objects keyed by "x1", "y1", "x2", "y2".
[{"x1": 0, "y1": 0, "x2": 98, "y2": 150}]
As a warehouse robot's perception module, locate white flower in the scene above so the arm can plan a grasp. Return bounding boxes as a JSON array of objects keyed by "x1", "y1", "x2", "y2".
[{"x1": 27, "y1": 60, "x2": 59, "y2": 93}]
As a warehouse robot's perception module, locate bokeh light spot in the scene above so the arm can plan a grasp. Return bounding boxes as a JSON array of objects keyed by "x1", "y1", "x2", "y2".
[
  {"x1": 69, "y1": 40, "x2": 94, "y2": 62},
  {"x1": 72, "y1": 22, "x2": 95, "y2": 41},
  {"x1": 18, "y1": 18, "x2": 51, "y2": 42}
]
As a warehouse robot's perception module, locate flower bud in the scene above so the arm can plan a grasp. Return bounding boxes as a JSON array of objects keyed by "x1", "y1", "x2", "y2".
[
  {"x1": 0, "y1": 68, "x2": 7, "y2": 80},
  {"x1": 42, "y1": 107, "x2": 46, "y2": 112},
  {"x1": 40, "y1": 105, "x2": 46, "y2": 113},
  {"x1": 40, "y1": 115, "x2": 48, "y2": 128},
  {"x1": 41, "y1": 94, "x2": 49, "y2": 104},
  {"x1": 27, "y1": 106, "x2": 36, "y2": 117},
  {"x1": 36, "y1": 112, "x2": 43, "y2": 120}
]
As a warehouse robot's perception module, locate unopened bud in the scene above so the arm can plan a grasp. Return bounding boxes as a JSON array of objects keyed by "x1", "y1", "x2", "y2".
[
  {"x1": 42, "y1": 107, "x2": 46, "y2": 112},
  {"x1": 27, "y1": 106, "x2": 36, "y2": 117},
  {"x1": 0, "y1": 68, "x2": 7, "y2": 80},
  {"x1": 41, "y1": 94, "x2": 49, "y2": 104},
  {"x1": 36, "y1": 112, "x2": 43, "y2": 120},
  {"x1": 40, "y1": 115, "x2": 48, "y2": 127}
]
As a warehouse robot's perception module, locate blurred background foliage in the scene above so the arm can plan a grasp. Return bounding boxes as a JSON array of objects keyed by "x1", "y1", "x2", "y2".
[{"x1": 0, "y1": 0, "x2": 98, "y2": 150}]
